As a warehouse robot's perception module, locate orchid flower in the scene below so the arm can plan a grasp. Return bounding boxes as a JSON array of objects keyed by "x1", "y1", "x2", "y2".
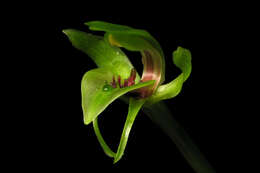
[{"x1": 63, "y1": 21, "x2": 215, "y2": 173}]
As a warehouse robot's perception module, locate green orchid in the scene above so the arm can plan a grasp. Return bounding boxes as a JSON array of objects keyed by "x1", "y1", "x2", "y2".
[{"x1": 63, "y1": 21, "x2": 215, "y2": 173}]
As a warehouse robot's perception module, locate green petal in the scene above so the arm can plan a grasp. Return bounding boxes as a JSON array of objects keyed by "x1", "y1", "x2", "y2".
[
  {"x1": 114, "y1": 97, "x2": 146, "y2": 163},
  {"x1": 63, "y1": 29, "x2": 139, "y2": 81},
  {"x1": 85, "y1": 21, "x2": 163, "y2": 56},
  {"x1": 81, "y1": 68, "x2": 154, "y2": 125},
  {"x1": 173, "y1": 46, "x2": 192, "y2": 82},
  {"x1": 93, "y1": 118, "x2": 115, "y2": 158},
  {"x1": 92, "y1": 97, "x2": 145, "y2": 162},
  {"x1": 85, "y1": 21, "x2": 165, "y2": 96},
  {"x1": 146, "y1": 47, "x2": 192, "y2": 104}
]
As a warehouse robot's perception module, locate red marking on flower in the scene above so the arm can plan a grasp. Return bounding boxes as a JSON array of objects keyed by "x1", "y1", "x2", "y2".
[
  {"x1": 123, "y1": 79, "x2": 128, "y2": 87},
  {"x1": 111, "y1": 76, "x2": 117, "y2": 88},
  {"x1": 111, "y1": 69, "x2": 137, "y2": 88},
  {"x1": 110, "y1": 51, "x2": 162, "y2": 98},
  {"x1": 117, "y1": 76, "x2": 122, "y2": 88},
  {"x1": 128, "y1": 69, "x2": 136, "y2": 86}
]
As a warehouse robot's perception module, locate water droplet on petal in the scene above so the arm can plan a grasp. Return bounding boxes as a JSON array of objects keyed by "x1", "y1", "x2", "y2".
[{"x1": 103, "y1": 84, "x2": 113, "y2": 92}]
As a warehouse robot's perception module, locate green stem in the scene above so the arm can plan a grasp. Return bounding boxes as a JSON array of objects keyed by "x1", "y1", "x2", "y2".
[
  {"x1": 93, "y1": 118, "x2": 115, "y2": 158},
  {"x1": 142, "y1": 101, "x2": 216, "y2": 173}
]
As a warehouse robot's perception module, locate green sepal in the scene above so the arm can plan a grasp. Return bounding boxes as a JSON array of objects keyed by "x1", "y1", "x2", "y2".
[
  {"x1": 114, "y1": 97, "x2": 146, "y2": 163},
  {"x1": 92, "y1": 97, "x2": 145, "y2": 163},
  {"x1": 85, "y1": 21, "x2": 164, "y2": 56},
  {"x1": 146, "y1": 47, "x2": 192, "y2": 104},
  {"x1": 93, "y1": 118, "x2": 116, "y2": 158},
  {"x1": 81, "y1": 68, "x2": 155, "y2": 125},
  {"x1": 63, "y1": 29, "x2": 140, "y2": 81}
]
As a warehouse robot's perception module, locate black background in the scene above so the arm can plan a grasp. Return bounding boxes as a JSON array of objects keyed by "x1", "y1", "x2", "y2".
[{"x1": 7, "y1": 2, "x2": 256, "y2": 172}]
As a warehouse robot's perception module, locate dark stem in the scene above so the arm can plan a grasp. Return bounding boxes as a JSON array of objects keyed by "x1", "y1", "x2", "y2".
[{"x1": 142, "y1": 102, "x2": 216, "y2": 173}]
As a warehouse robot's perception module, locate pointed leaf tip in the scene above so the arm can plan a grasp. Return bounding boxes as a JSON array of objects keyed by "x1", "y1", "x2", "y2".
[
  {"x1": 62, "y1": 29, "x2": 69, "y2": 35},
  {"x1": 62, "y1": 29, "x2": 75, "y2": 37}
]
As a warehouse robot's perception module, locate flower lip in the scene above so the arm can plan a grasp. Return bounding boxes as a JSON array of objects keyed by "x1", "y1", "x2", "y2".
[
  {"x1": 107, "y1": 32, "x2": 165, "y2": 98},
  {"x1": 108, "y1": 50, "x2": 163, "y2": 98}
]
